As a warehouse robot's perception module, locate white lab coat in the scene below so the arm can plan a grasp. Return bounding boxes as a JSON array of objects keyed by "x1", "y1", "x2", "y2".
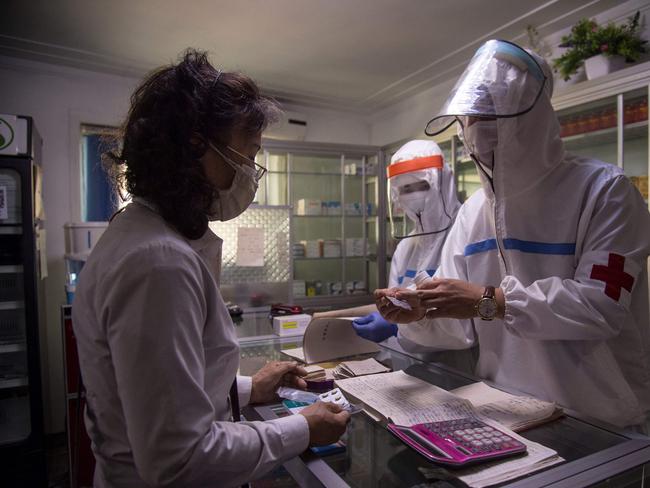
[
  {"x1": 72, "y1": 202, "x2": 309, "y2": 487},
  {"x1": 399, "y1": 90, "x2": 650, "y2": 427}
]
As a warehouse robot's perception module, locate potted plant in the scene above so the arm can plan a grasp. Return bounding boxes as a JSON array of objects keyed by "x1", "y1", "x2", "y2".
[{"x1": 553, "y1": 11, "x2": 647, "y2": 82}]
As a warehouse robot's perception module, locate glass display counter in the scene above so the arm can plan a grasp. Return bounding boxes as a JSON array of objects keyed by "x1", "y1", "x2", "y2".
[{"x1": 238, "y1": 333, "x2": 650, "y2": 488}]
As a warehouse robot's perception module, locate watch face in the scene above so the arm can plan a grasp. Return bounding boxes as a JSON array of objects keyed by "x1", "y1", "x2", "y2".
[{"x1": 478, "y1": 298, "x2": 497, "y2": 319}]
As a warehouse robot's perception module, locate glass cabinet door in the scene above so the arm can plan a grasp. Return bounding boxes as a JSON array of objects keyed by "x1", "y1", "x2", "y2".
[
  {"x1": 364, "y1": 155, "x2": 380, "y2": 292},
  {"x1": 557, "y1": 88, "x2": 649, "y2": 204},
  {"x1": 290, "y1": 153, "x2": 344, "y2": 297},
  {"x1": 623, "y1": 88, "x2": 649, "y2": 203},
  {"x1": 557, "y1": 96, "x2": 619, "y2": 165},
  {"x1": 453, "y1": 136, "x2": 481, "y2": 203},
  {"x1": 256, "y1": 151, "x2": 288, "y2": 206},
  {"x1": 256, "y1": 141, "x2": 385, "y2": 302},
  {"x1": 0, "y1": 168, "x2": 31, "y2": 445}
]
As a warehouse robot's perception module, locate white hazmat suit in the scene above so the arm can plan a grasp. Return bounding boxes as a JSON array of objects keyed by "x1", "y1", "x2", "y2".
[
  {"x1": 407, "y1": 40, "x2": 650, "y2": 428},
  {"x1": 388, "y1": 140, "x2": 461, "y2": 289}
]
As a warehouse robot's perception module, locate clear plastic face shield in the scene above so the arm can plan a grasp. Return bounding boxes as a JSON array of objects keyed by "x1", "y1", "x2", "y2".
[
  {"x1": 387, "y1": 154, "x2": 453, "y2": 239},
  {"x1": 424, "y1": 40, "x2": 547, "y2": 137}
]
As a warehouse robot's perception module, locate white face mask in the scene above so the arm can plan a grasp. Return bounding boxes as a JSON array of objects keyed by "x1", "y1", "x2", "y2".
[
  {"x1": 461, "y1": 119, "x2": 498, "y2": 168},
  {"x1": 207, "y1": 145, "x2": 259, "y2": 221}
]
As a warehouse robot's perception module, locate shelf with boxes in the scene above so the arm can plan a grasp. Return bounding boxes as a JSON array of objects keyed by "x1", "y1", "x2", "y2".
[
  {"x1": 256, "y1": 140, "x2": 388, "y2": 304},
  {"x1": 555, "y1": 85, "x2": 649, "y2": 202}
]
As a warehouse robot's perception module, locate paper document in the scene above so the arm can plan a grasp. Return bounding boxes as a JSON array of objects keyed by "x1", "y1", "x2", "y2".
[
  {"x1": 236, "y1": 227, "x2": 265, "y2": 266},
  {"x1": 335, "y1": 371, "x2": 474, "y2": 425},
  {"x1": 333, "y1": 358, "x2": 391, "y2": 379},
  {"x1": 281, "y1": 317, "x2": 380, "y2": 364},
  {"x1": 336, "y1": 373, "x2": 564, "y2": 487},
  {"x1": 451, "y1": 382, "x2": 562, "y2": 432},
  {"x1": 281, "y1": 347, "x2": 305, "y2": 362}
]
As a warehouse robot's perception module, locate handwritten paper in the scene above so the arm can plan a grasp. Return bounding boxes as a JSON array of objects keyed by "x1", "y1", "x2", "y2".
[
  {"x1": 236, "y1": 227, "x2": 264, "y2": 267},
  {"x1": 335, "y1": 370, "x2": 473, "y2": 425},
  {"x1": 451, "y1": 382, "x2": 561, "y2": 431}
]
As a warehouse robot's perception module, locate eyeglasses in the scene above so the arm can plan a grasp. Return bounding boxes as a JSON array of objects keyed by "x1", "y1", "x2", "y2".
[
  {"x1": 226, "y1": 145, "x2": 267, "y2": 181},
  {"x1": 208, "y1": 141, "x2": 267, "y2": 182}
]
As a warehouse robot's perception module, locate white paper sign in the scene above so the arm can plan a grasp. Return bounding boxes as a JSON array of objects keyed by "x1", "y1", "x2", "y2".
[
  {"x1": 236, "y1": 227, "x2": 265, "y2": 267},
  {"x1": 0, "y1": 186, "x2": 7, "y2": 220}
]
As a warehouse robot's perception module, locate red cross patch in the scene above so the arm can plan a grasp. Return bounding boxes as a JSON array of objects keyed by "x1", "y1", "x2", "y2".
[{"x1": 590, "y1": 253, "x2": 634, "y2": 301}]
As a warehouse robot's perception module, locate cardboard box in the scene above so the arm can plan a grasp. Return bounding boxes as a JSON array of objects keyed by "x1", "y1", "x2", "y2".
[
  {"x1": 292, "y1": 280, "x2": 306, "y2": 297},
  {"x1": 302, "y1": 240, "x2": 322, "y2": 258},
  {"x1": 345, "y1": 238, "x2": 366, "y2": 257},
  {"x1": 323, "y1": 240, "x2": 341, "y2": 258},
  {"x1": 273, "y1": 314, "x2": 312, "y2": 337}
]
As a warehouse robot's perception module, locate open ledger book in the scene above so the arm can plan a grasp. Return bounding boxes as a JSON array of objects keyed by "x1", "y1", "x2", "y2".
[
  {"x1": 335, "y1": 371, "x2": 564, "y2": 487},
  {"x1": 281, "y1": 317, "x2": 380, "y2": 364}
]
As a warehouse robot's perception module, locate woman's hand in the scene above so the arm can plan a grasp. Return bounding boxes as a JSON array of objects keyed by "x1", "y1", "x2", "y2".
[
  {"x1": 374, "y1": 288, "x2": 426, "y2": 324},
  {"x1": 395, "y1": 278, "x2": 484, "y2": 319},
  {"x1": 250, "y1": 361, "x2": 308, "y2": 404}
]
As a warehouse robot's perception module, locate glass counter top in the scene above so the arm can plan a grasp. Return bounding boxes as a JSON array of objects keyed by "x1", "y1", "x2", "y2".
[{"x1": 238, "y1": 333, "x2": 650, "y2": 487}]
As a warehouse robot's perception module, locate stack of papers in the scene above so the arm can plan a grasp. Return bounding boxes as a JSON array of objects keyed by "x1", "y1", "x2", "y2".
[
  {"x1": 333, "y1": 358, "x2": 391, "y2": 379},
  {"x1": 303, "y1": 365, "x2": 326, "y2": 381},
  {"x1": 451, "y1": 382, "x2": 563, "y2": 432},
  {"x1": 335, "y1": 371, "x2": 564, "y2": 487}
]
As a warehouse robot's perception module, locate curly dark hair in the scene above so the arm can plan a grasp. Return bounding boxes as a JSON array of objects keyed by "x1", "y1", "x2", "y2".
[{"x1": 105, "y1": 48, "x2": 280, "y2": 239}]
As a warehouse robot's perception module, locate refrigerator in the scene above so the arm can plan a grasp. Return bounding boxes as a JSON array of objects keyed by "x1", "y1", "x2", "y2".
[{"x1": 0, "y1": 114, "x2": 47, "y2": 485}]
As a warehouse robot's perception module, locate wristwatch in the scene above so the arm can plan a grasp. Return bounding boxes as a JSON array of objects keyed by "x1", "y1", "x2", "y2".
[{"x1": 476, "y1": 286, "x2": 498, "y2": 321}]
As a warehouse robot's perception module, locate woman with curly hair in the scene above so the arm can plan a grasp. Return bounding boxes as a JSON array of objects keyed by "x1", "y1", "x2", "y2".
[{"x1": 72, "y1": 49, "x2": 349, "y2": 487}]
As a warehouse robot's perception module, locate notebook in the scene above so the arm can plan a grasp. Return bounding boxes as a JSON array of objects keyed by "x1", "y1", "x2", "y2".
[{"x1": 281, "y1": 317, "x2": 380, "y2": 364}]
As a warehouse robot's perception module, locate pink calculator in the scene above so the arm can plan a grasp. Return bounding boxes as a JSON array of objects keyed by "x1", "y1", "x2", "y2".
[{"x1": 387, "y1": 418, "x2": 527, "y2": 467}]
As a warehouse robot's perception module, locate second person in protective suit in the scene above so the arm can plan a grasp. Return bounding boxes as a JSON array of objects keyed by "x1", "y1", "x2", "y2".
[
  {"x1": 316, "y1": 141, "x2": 465, "y2": 358},
  {"x1": 353, "y1": 140, "x2": 461, "y2": 343}
]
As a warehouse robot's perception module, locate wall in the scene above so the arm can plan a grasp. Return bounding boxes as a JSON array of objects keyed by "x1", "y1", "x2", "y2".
[
  {"x1": 0, "y1": 55, "x2": 371, "y2": 434},
  {"x1": 280, "y1": 101, "x2": 371, "y2": 145}
]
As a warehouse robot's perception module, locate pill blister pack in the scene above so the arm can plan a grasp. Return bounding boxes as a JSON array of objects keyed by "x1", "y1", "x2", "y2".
[{"x1": 319, "y1": 388, "x2": 362, "y2": 414}]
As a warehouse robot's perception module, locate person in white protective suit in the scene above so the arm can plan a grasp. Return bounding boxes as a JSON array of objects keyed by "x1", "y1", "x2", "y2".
[
  {"x1": 375, "y1": 39, "x2": 650, "y2": 429},
  {"x1": 314, "y1": 141, "x2": 462, "y2": 345}
]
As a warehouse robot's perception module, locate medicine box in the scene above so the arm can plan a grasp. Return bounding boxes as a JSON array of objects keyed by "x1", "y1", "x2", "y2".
[
  {"x1": 345, "y1": 238, "x2": 366, "y2": 257},
  {"x1": 296, "y1": 199, "x2": 322, "y2": 216},
  {"x1": 273, "y1": 314, "x2": 312, "y2": 337},
  {"x1": 323, "y1": 240, "x2": 341, "y2": 258},
  {"x1": 302, "y1": 240, "x2": 322, "y2": 258},
  {"x1": 292, "y1": 280, "x2": 306, "y2": 297}
]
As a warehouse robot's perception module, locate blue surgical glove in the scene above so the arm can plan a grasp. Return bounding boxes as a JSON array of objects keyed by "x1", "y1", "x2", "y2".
[{"x1": 352, "y1": 312, "x2": 398, "y2": 343}]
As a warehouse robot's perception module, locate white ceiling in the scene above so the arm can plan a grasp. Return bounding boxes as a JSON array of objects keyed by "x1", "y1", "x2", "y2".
[{"x1": 0, "y1": 0, "x2": 623, "y2": 112}]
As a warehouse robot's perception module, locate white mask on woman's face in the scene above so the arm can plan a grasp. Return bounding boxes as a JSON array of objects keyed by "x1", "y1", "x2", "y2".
[
  {"x1": 207, "y1": 145, "x2": 258, "y2": 221},
  {"x1": 462, "y1": 119, "x2": 498, "y2": 168}
]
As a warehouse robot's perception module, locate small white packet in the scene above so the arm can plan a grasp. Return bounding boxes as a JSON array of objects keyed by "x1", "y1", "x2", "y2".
[{"x1": 386, "y1": 295, "x2": 412, "y2": 310}]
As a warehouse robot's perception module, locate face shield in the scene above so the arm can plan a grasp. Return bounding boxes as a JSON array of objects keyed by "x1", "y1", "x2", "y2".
[
  {"x1": 387, "y1": 147, "x2": 453, "y2": 239},
  {"x1": 424, "y1": 40, "x2": 547, "y2": 137}
]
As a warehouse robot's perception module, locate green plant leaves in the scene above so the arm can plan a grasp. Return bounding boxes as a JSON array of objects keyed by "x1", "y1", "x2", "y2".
[{"x1": 552, "y1": 11, "x2": 647, "y2": 80}]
